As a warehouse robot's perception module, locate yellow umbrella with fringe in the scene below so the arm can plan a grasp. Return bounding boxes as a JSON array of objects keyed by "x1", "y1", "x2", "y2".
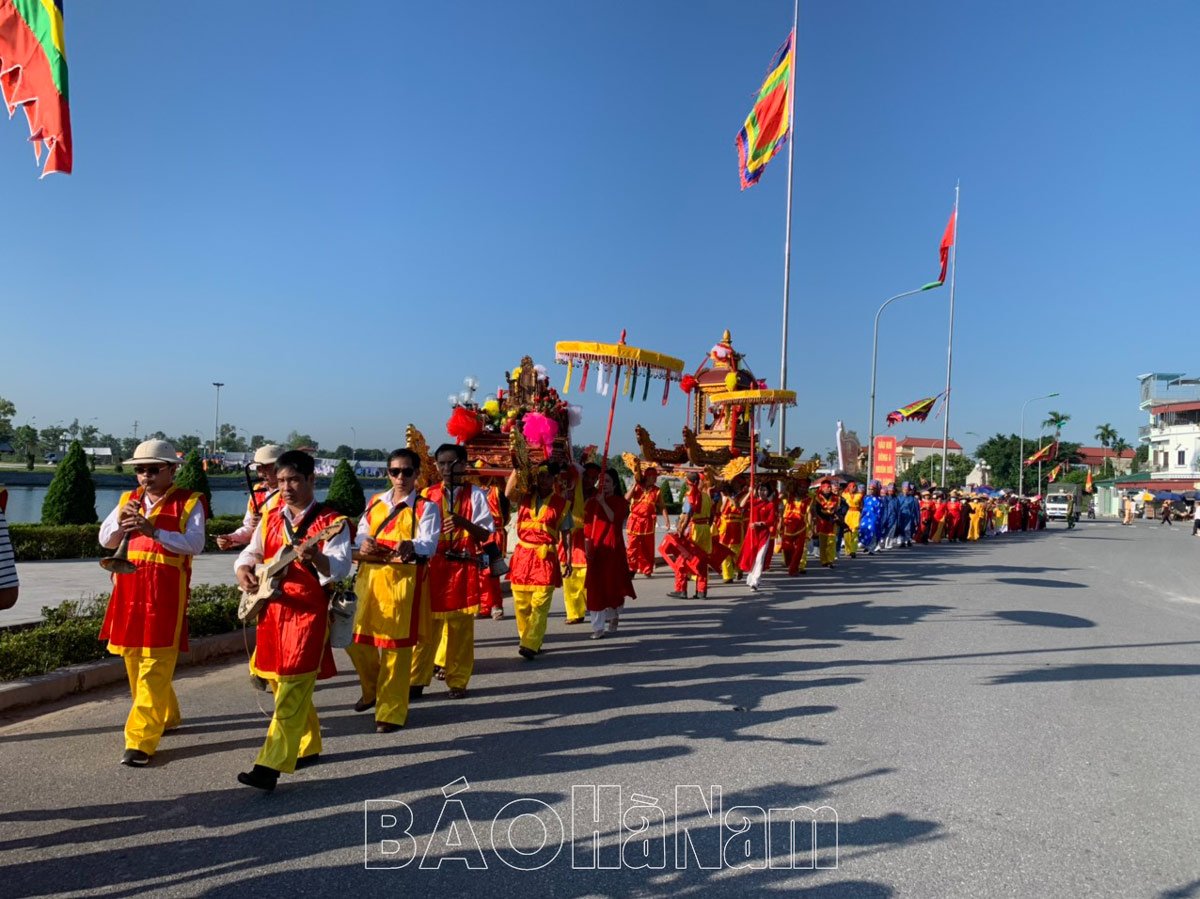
[{"x1": 707, "y1": 388, "x2": 798, "y2": 531}]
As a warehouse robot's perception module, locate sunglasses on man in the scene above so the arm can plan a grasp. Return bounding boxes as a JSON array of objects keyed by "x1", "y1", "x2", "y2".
[
  {"x1": 388, "y1": 467, "x2": 416, "y2": 478},
  {"x1": 134, "y1": 466, "x2": 162, "y2": 476}
]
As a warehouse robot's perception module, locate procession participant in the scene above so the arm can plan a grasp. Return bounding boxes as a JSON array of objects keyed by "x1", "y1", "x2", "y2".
[
  {"x1": 896, "y1": 482, "x2": 920, "y2": 548},
  {"x1": 740, "y1": 479, "x2": 779, "y2": 589},
  {"x1": 915, "y1": 489, "x2": 934, "y2": 544},
  {"x1": 478, "y1": 479, "x2": 510, "y2": 620},
  {"x1": 779, "y1": 477, "x2": 811, "y2": 576},
  {"x1": 1025, "y1": 496, "x2": 1039, "y2": 531},
  {"x1": 858, "y1": 481, "x2": 883, "y2": 554},
  {"x1": 879, "y1": 483, "x2": 899, "y2": 550},
  {"x1": 98, "y1": 439, "x2": 207, "y2": 767},
  {"x1": 625, "y1": 465, "x2": 669, "y2": 577},
  {"x1": 716, "y1": 474, "x2": 749, "y2": 582},
  {"x1": 930, "y1": 491, "x2": 949, "y2": 543},
  {"x1": 966, "y1": 494, "x2": 986, "y2": 541},
  {"x1": 346, "y1": 449, "x2": 439, "y2": 733},
  {"x1": 584, "y1": 468, "x2": 636, "y2": 637},
  {"x1": 234, "y1": 450, "x2": 350, "y2": 790},
  {"x1": 1008, "y1": 496, "x2": 1024, "y2": 533},
  {"x1": 840, "y1": 481, "x2": 863, "y2": 558},
  {"x1": 411, "y1": 444, "x2": 493, "y2": 698},
  {"x1": 668, "y1": 471, "x2": 715, "y2": 599},
  {"x1": 0, "y1": 485, "x2": 18, "y2": 610},
  {"x1": 216, "y1": 444, "x2": 285, "y2": 550},
  {"x1": 506, "y1": 461, "x2": 569, "y2": 660},
  {"x1": 812, "y1": 478, "x2": 841, "y2": 568},
  {"x1": 561, "y1": 462, "x2": 600, "y2": 624},
  {"x1": 945, "y1": 490, "x2": 964, "y2": 542},
  {"x1": 993, "y1": 496, "x2": 1008, "y2": 535}
]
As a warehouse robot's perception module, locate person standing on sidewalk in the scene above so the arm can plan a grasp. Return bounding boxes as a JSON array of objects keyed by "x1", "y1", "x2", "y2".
[
  {"x1": 234, "y1": 450, "x2": 351, "y2": 791},
  {"x1": 0, "y1": 485, "x2": 18, "y2": 611},
  {"x1": 347, "y1": 448, "x2": 439, "y2": 734},
  {"x1": 99, "y1": 440, "x2": 207, "y2": 768},
  {"x1": 1160, "y1": 501, "x2": 1175, "y2": 527}
]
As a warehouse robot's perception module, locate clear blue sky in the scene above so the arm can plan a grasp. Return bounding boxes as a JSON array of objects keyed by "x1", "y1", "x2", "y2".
[{"x1": 2, "y1": 0, "x2": 1195, "y2": 457}]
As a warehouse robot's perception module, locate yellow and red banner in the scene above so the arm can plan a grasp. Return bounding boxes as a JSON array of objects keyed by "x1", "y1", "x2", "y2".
[
  {"x1": 735, "y1": 31, "x2": 793, "y2": 189},
  {"x1": 1024, "y1": 441, "x2": 1058, "y2": 467},
  {"x1": 0, "y1": 0, "x2": 72, "y2": 176}
]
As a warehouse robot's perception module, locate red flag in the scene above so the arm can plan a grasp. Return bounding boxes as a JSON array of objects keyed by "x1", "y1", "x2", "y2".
[
  {"x1": 1085, "y1": 470, "x2": 1094, "y2": 494},
  {"x1": 936, "y1": 209, "x2": 956, "y2": 283}
]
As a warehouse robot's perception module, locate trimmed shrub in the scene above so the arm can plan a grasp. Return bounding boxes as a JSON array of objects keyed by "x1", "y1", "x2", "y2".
[
  {"x1": 11, "y1": 518, "x2": 245, "y2": 561},
  {"x1": 325, "y1": 459, "x2": 366, "y2": 518},
  {"x1": 174, "y1": 450, "x2": 212, "y2": 513},
  {"x1": 41, "y1": 441, "x2": 97, "y2": 525}
]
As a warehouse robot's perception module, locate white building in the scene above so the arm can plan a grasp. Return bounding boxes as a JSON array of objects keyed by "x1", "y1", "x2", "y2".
[{"x1": 1137, "y1": 372, "x2": 1200, "y2": 486}]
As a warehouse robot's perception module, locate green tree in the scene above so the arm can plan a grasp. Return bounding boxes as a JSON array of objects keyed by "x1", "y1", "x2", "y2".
[
  {"x1": 324, "y1": 459, "x2": 366, "y2": 517},
  {"x1": 0, "y1": 396, "x2": 15, "y2": 440},
  {"x1": 217, "y1": 423, "x2": 247, "y2": 453},
  {"x1": 1042, "y1": 410, "x2": 1071, "y2": 439},
  {"x1": 41, "y1": 441, "x2": 97, "y2": 525},
  {"x1": 173, "y1": 433, "x2": 204, "y2": 456},
  {"x1": 1094, "y1": 423, "x2": 1116, "y2": 449},
  {"x1": 333, "y1": 444, "x2": 354, "y2": 460},
  {"x1": 898, "y1": 453, "x2": 975, "y2": 488},
  {"x1": 12, "y1": 424, "x2": 37, "y2": 467},
  {"x1": 1132, "y1": 442, "x2": 1148, "y2": 473},
  {"x1": 659, "y1": 480, "x2": 674, "y2": 505},
  {"x1": 1109, "y1": 436, "x2": 1131, "y2": 475},
  {"x1": 286, "y1": 431, "x2": 319, "y2": 451},
  {"x1": 173, "y1": 450, "x2": 213, "y2": 512}
]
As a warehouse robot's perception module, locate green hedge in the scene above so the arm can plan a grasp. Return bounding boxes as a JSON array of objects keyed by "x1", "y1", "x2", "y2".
[
  {"x1": 9, "y1": 516, "x2": 244, "y2": 561},
  {"x1": 0, "y1": 584, "x2": 243, "y2": 681}
]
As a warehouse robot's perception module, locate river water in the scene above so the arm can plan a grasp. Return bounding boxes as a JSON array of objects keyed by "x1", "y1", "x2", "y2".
[{"x1": 2, "y1": 485, "x2": 335, "y2": 524}]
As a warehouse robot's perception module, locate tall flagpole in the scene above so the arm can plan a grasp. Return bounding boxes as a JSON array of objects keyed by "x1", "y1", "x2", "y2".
[
  {"x1": 939, "y1": 181, "x2": 960, "y2": 487},
  {"x1": 778, "y1": 0, "x2": 799, "y2": 452}
]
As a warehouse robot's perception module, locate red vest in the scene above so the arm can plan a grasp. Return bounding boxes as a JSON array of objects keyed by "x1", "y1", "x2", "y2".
[
  {"x1": 511, "y1": 492, "x2": 567, "y2": 587},
  {"x1": 782, "y1": 497, "x2": 810, "y2": 538},
  {"x1": 252, "y1": 503, "x2": 346, "y2": 679},
  {"x1": 626, "y1": 485, "x2": 659, "y2": 536},
  {"x1": 100, "y1": 486, "x2": 205, "y2": 652},
  {"x1": 424, "y1": 483, "x2": 484, "y2": 615}
]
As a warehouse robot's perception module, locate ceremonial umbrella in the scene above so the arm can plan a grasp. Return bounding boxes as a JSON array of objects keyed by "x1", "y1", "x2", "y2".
[
  {"x1": 554, "y1": 331, "x2": 685, "y2": 470},
  {"x1": 706, "y1": 389, "x2": 798, "y2": 562}
]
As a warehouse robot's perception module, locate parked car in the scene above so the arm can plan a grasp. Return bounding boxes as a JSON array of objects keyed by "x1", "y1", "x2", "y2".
[{"x1": 43, "y1": 451, "x2": 63, "y2": 464}]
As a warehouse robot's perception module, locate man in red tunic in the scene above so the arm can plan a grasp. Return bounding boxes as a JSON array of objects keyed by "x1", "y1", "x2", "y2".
[
  {"x1": 234, "y1": 450, "x2": 352, "y2": 790},
  {"x1": 625, "y1": 466, "x2": 669, "y2": 576},
  {"x1": 667, "y1": 471, "x2": 716, "y2": 599},
  {"x1": 780, "y1": 477, "x2": 812, "y2": 576},
  {"x1": 99, "y1": 439, "x2": 207, "y2": 767},
  {"x1": 506, "y1": 462, "x2": 569, "y2": 659}
]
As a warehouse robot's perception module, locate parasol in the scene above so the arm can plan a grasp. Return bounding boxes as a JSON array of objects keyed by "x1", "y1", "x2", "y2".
[{"x1": 555, "y1": 331, "x2": 684, "y2": 469}]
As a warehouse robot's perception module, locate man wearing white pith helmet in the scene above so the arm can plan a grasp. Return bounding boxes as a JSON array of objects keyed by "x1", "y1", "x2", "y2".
[
  {"x1": 216, "y1": 444, "x2": 286, "y2": 550},
  {"x1": 98, "y1": 439, "x2": 207, "y2": 768}
]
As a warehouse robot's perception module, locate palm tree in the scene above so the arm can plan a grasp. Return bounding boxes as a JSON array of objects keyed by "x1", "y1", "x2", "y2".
[
  {"x1": 1094, "y1": 423, "x2": 1116, "y2": 448},
  {"x1": 1111, "y1": 436, "x2": 1131, "y2": 475},
  {"x1": 1042, "y1": 410, "x2": 1071, "y2": 439}
]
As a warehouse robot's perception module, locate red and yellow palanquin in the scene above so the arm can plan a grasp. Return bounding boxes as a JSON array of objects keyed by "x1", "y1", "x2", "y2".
[
  {"x1": 251, "y1": 503, "x2": 347, "y2": 773},
  {"x1": 780, "y1": 492, "x2": 812, "y2": 575},
  {"x1": 411, "y1": 483, "x2": 484, "y2": 692},
  {"x1": 347, "y1": 492, "x2": 431, "y2": 728},
  {"x1": 509, "y1": 490, "x2": 568, "y2": 654},
  {"x1": 100, "y1": 486, "x2": 205, "y2": 756}
]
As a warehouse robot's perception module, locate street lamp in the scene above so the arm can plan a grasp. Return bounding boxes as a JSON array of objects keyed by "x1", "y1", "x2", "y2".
[
  {"x1": 350, "y1": 427, "x2": 357, "y2": 463},
  {"x1": 867, "y1": 286, "x2": 928, "y2": 480},
  {"x1": 1019, "y1": 392, "x2": 1059, "y2": 496},
  {"x1": 212, "y1": 382, "x2": 225, "y2": 457}
]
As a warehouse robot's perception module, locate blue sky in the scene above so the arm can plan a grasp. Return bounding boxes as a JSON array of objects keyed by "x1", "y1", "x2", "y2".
[{"x1": 2, "y1": 0, "x2": 1195, "y2": 458}]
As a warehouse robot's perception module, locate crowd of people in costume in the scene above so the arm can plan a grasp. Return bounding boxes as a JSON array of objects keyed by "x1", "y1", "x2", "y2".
[{"x1": 94, "y1": 437, "x2": 1060, "y2": 792}]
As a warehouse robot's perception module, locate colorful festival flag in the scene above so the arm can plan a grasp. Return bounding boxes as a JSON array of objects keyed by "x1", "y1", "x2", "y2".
[
  {"x1": 886, "y1": 394, "x2": 940, "y2": 427},
  {"x1": 1084, "y1": 470, "x2": 1094, "y2": 494},
  {"x1": 1047, "y1": 463, "x2": 1063, "y2": 483},
  {"x1": 735, "y1": 31, "x2": 793, "y2": 190},
  {"x1": 1023, "y1": 441, "x2": 1059, "y2": 467},
  {"x1": 921, "y1": 208, "x2": 957, "y2": 290},
  {"x1": 0, "y1": 0, "x2": 72, "y2": 176}
]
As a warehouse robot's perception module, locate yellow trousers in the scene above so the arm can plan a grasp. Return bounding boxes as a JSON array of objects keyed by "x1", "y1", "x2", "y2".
[
  {"x1": 412, "y1": 615, "x2": 474, "y2": 690},
  {"x1": 256, "y1": 673, "x2": 321, "y2": 774},
  {"x1": 346, "y1": 642, "x2": 413, "y2": 726},
  {"x1": 721, "y1": 546, "x2": 743, "y2": 582},
  {"x1": 512, "y1": 585, "x2": 554, "y2": 652},
  {"x1": 120, "y1": 648, "x2": 180, "y2": 755},
  {"x1": 818, "y1": 534, "x2": 837, "y2": 566},
  {"x1": 843, "y1": 531, "x2": 859, "y2": 556},
  {"x1": 562, "y1": 567, "x2": 588, "y2": 620}
]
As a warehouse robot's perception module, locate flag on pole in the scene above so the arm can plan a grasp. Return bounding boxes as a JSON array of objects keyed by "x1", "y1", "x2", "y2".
[
  {"x1": 735, "y1": 31, "x2": 794, "y2": 189},
  {"x1": 1024, "y1": 441, "x2": 1058, "y2": 467},
  {"x1": 1047, "y1": 463, "x2": 1063, "y2": 483},
  {"x1": 885, "y1": 393, "x2": 941, "y2": 426},
  {"x1": 921, "y1": 207, "x2": 957, "y2": 290},
  {"x1": 0, "y1": 0, "x2": 72, "y2": 176},
  {"x1": 1084, "y1": 470, "x2": 1094, "y2": 494}
]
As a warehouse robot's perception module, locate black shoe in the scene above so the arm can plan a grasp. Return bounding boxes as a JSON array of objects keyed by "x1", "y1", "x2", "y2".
[
  {"x1": 353, "y1": 697, "x2": 375, "y2": 713},
  {"x1": 120, "y1": 749, "x2": 151, "y2": 767},
  {"x1": 376, "y1": 722, "x2": 401, "y2": 733},
  {"x1": 237, "y1": 764, "x2": 279, "y2": 792},
  {"x1": 409, "y1": 685, "x2": 425, "y2": 699},
  {"x1": 518, "y1": 646, "x2": 536, "y2": 660},
  {"x1": 433, "y1": 665, "x2": 446, "y2": 681},
  {"x1": 251, "y1": 675, "x2": 270, "y2": 692},
  {"x1": 447, "y1": 688, "x2": 469, "y2": 699},
  {"x1": 697, "y1": 591, "x2": 708, "y2": 599},
  {"x1": 666, "y1": 590, "x2": 688, "y2": 599},
  {"x1": 295, "y1": 754, "x2": 321, "y2": 769}
]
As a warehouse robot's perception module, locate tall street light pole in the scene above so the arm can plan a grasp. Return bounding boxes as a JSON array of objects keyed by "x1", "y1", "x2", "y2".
[
  {"x1": 212, "y1": 382, "x2": 225, "y2": 458},
  {"x1": 350, "y1": 427, "x2": 357, "y2": 464},
  {"x1": 867, "y1": 286, "x2": 926, "y2": 481},
  {"x1": 1019, "y1": 391, "x2": 1058, "y2": 496}
]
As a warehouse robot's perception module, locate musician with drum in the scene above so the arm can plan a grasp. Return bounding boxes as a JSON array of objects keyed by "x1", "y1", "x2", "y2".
[
  {"x1": 97, "y1": 439, "x2": 207, "y2": 768},
  {"x1": 234, "y1": 450, "x2": 352, "y2": 791}
]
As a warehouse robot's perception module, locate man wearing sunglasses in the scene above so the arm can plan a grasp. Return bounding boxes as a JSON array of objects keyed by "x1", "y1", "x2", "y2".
[
  {"x1": 98, "y1": 439, "x2": 207, "y2": 768},
  {"x1": 347, "y1": 448, "x2": 440, "y2": 732}
]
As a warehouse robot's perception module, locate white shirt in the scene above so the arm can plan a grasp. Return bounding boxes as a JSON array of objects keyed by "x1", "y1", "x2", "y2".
[
  {"x1": 355, "y1": 489, "x2": 442, "y2": 559},
  {"x1": 226, "y1": 488, "x2": 280, "y2": 545},
  {"x1": 99, "y1": 490, "x2": 207, "y2": 557},
  {"x1": 234, "y1": 499, "x2": 352, "y2": 586},
  {"x1": 430, "y1": 484, "x2": 495, "y2": 534}
]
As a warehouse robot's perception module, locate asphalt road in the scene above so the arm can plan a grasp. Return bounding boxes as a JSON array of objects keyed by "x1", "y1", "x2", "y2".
[{"x1": 2, "y1": 520, "x2": 1199, "y2": 898}]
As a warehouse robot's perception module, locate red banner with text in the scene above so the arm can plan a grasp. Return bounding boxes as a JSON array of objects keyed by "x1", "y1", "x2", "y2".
[{"x1": 873, "y1": 435, "x2": 897, "y2": 483}]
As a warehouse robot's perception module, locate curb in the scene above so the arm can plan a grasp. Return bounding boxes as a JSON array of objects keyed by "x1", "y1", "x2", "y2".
[{"x1": 0, "y1": 628, "x2": 256, "y2": 715}]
